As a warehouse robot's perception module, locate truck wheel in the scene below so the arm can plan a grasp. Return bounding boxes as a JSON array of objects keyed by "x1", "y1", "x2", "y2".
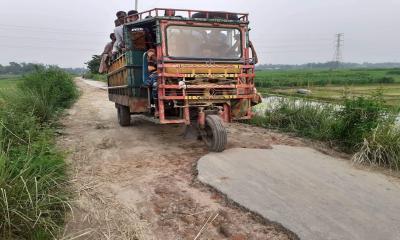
[
  {"x1": 117, "y1": 105, "x2": 131, "y2": 126},
  {"x1": 201, "y1": 115, "x2": 227, "y2": 152}
]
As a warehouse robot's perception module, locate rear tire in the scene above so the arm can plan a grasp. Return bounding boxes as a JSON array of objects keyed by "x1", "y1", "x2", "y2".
[
  {"x1": 117, "y1": 105, "x2": 131, "y2": 126},
  {"x1": 202, "y1": 115, "x2": 227, "y2": 152}
]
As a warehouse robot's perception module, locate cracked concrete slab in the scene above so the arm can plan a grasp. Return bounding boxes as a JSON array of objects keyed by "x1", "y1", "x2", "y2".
[{"x1": 197, "y1": 145, "x2": 400, "y2": 240}]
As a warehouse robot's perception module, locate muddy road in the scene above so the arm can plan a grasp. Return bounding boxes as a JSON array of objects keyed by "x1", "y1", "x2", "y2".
[{"x1": 59, "y1": 78, "x2": 307, "y2": 240}]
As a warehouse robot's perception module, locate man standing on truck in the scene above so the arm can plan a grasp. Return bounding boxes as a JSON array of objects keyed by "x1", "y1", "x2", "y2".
[
  {"x1": 99, "y1": 33, "x2": 116, "y2": 73},
  {"x1": 164, "y1": 9, "x2": 176, "y2": 17},
  {"x1": 126, "y1": 10, "x2": 139, "y2": 23},
  {"x1": 112, "y1": 11, "x2": 127, "y2": 54}
]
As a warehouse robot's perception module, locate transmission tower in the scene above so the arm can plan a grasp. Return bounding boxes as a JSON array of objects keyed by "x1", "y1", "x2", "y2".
[{"x1": 333, "y1": 33, "x2": 344, "y2": 69}]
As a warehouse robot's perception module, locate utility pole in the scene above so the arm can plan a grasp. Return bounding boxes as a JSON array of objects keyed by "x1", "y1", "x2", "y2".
[
  {"x1": 135, "y1": 0, "x2": 138, "y2": 10},
  {"x1": 333, "y1": 33, "x2": 344, "y2": 69}
]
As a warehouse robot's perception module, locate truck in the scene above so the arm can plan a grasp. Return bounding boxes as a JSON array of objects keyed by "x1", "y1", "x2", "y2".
[{"x1": 107, "y1": 8, "x2": 260, "y2": 152}]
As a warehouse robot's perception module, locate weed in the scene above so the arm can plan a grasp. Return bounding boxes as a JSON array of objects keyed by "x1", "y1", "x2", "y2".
[
  {"x1": 252, "y1": 98, "x2": 338, "y2": 142},
  {"x1": 0, "y1": 68, "x2": 77, "y2": 239},
  {"x1": 251, "y1": 94, "x2": 396, "y2": 154},
  {"x1": 335, "y1": 94, "x2": 386, "y2": 151},
  {"x1": 82, "y1": 72, "x2": 107, "y2": 82},
  {"x1": 353, "y1": 122, "x2": 400, "y2": 171}
]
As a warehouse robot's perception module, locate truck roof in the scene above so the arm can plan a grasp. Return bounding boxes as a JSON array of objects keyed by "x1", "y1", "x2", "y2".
[{"x1": 125, "y1": 8, "x2": 249, "y2": 26}]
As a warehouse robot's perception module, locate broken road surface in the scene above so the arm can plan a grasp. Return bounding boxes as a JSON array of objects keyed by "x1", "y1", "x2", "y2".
[{"x1": 198, "y1": 146, "x2": 400, "y2": 240}]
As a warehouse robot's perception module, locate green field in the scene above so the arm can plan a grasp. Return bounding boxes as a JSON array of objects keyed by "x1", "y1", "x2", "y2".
[
  {"x1": 255, "y1": 68, "x2": 400, "y2": 106},
  {"x1": 0, "y1": 79, "x2": 20, "y2": 90},
  {"x1": 0, "y1": 74, "x2": 20, "y2": 80},
  {"x1": 255, "y1": 68, "x2": 400, "y2": 87},
  {"x1": 0, "y1": 75, "x2": 21, "y2": 90}
]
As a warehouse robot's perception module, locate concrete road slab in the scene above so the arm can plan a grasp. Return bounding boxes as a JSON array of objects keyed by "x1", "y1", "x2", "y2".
[{"x1": 197, "y1": 145, "x2": 400, "y2": 240}]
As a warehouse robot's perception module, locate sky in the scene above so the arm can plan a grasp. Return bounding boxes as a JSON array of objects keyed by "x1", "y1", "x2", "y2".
[{"x1": 0, "y1": 0, "x2": 399, "y2": 68}]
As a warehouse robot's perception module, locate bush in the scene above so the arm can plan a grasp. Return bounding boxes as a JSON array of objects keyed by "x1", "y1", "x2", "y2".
[
  {"x1": 353, "y1": 122, "x2": 400, "y2": 171},
  {"x1": 251, "y1": 99, "x2": 338, "y2": 141},
  {"x1": 378, "y1": 76, "x2": 395, "y2": 83},
  {"x1": 334, "y1": 95, "x2": 386, "y2": 151},
  {"x1": 1, "y1": 68, "x2": 78, "y2": 124},
  {"x1": 0, "y1": 68, "x2": 76, "y2": 239},
  {"x1": 252, "y1": 94, "x2": 391, "y2": 152},
  {"x1": 19, "y1": 67, "x2": 78, "y2": 114},
  {"x1": 82, "y1": 72, "x2": 107, "y2": 82},
  {"x1": 386, "y1": 69, "x2": 400, "y2": 75}
]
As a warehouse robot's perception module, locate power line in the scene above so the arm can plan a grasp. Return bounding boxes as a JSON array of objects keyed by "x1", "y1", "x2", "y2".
[
  {"x1": 0, "y1": 25, "x2": 107, "y2": 36},
  {"x1": 0, "y1": 44, "x2": 98, "y2": 52},
  {"x1": 0, "y1": 24, "x2": 106, "y2": 35},
  {"x1": 255, "y1": 43, "x2": 332, "y2": 49},
  {"x1": 0, "y1": 35, "x2": 105, "y2": 44},
  {"x1": 258, "y1": 49, "x2": 331, "y2": 54},
  {"x1": 250, "y1": 36, "x2": 333, "y2": 41}
]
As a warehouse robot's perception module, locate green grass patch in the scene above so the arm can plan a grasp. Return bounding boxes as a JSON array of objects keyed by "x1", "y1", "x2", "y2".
[
  {"x1": 255, "y1": 68, "x2": 400, "y2": 88},
  {"x1": 0, "y1": 79, "x2": 21, "y2": 90},
  {"x1": 0, "y1": 74, "x2": 20, "y2": 80},
  {"x1": 0, "y1": 68, "x2": 78, "y2": 239},
  {"x1": 82, "y1": 72, "x2": 107, "y2": 82}
]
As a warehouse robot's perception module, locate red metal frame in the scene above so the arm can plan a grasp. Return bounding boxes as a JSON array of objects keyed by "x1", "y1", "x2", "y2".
[
  {"x1": 137, "y1": 8, "x2": 249, "y2": 22},
  {"x1": 143, "y1": 9, "x2": 257, "y2": 125}
]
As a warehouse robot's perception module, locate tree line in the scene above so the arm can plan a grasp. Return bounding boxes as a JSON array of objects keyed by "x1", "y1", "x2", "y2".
[
  {"x1": 0, "y1": 62, "x2": 86, "y2": 75},
  {"x1": 256, "y1": 61, "x2": 400, "y2": 71}
]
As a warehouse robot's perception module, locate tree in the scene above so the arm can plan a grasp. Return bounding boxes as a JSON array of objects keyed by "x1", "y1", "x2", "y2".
[
  {"x1": 85, "y1": 55, "x2": 101, "y2": 74},
  {"x1": 8, "y1": 62, "x2": 22, "y2": 74}
]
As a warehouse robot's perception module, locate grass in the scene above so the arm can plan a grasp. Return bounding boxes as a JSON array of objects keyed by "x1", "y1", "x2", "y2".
[
  {"x1": 0, "y1": 74, "x2": 20, "y2": 80},
  {"x1": 0, "y1": 68, "x2": 78, "y2": 239},
  {"x1": 256, "y1": 68, "x2": 400, "y2": 107},
  {"x1": 0, "y1": 79, "x2": 21, "y2": 90},
  {"x1": 255, "y1": 68, "x2": 400, "y2": 87},
  {"x1": 82, "y1": 72, "x2": 107, "y2": 82},
  {"x1": 353, "y1": 123, "x2": 400, "y2": 170},
  {"x1": 251, "y1": 95, "x2": 400, "y2": 171},
  {"x1": 251, "y1": 99, "x2": 338, "y2": 142}
]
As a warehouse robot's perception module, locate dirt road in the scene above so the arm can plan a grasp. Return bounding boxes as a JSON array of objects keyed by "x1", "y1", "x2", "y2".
[{"x1": 59, "y1": 78, "x2": 310, "y2": 240}]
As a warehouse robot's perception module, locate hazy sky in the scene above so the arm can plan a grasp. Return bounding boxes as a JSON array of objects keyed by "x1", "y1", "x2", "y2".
[{"x1": 0, "y1": 0, "x2": 399, "y2": 68}]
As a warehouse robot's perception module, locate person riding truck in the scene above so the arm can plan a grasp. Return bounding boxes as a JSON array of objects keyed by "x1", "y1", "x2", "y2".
[{"x1": 143, "y1": 49, "x2": 158, "y2": 103}]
